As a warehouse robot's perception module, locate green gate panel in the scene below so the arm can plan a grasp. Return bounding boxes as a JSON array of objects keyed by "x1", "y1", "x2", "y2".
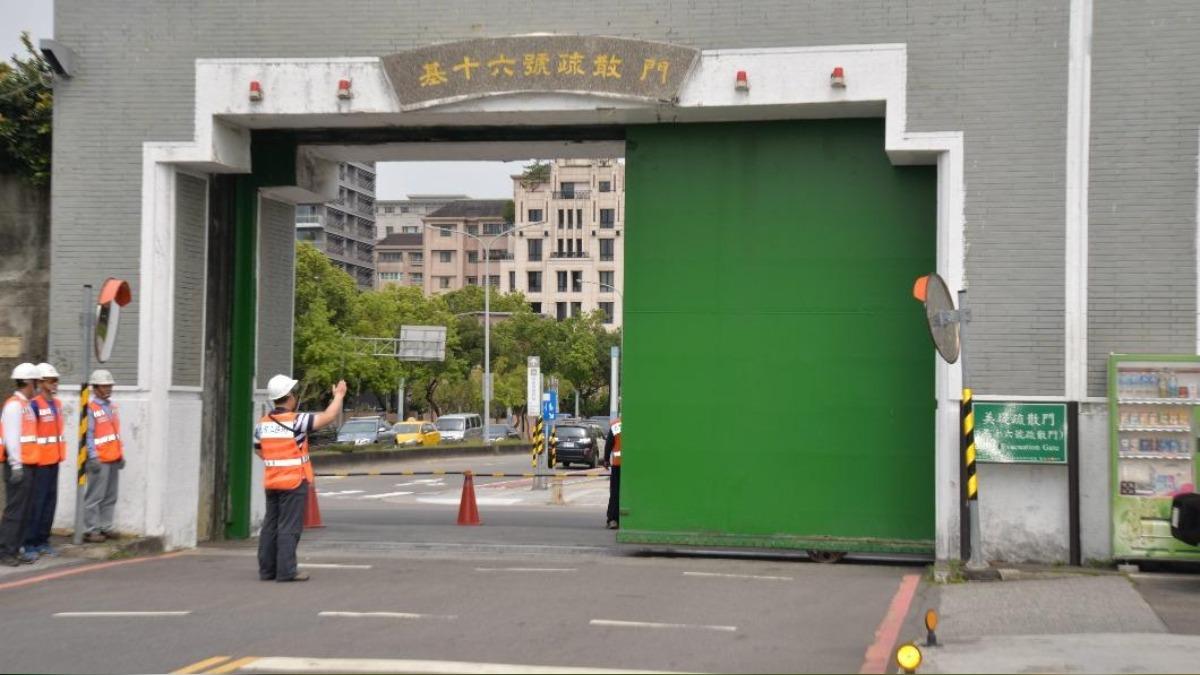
[{"x1": 620, "y1": 120, "x2": 936, "y2": 554}]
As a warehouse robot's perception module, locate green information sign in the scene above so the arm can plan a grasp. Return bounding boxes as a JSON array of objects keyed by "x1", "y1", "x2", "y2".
[{"x1": 975, "y1": 402, "x2": 1068, "y2": 464}]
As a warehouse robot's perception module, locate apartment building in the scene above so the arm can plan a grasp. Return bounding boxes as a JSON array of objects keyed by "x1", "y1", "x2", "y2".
[
  {"x1": 296, "y1": 161, "x2": 377, "y2": 289},
  {"x1": 510, "y1": 159, "x2": 624, "y2": 327},
  {"x1": 374, "y1": 232, "x2": 424, "y2": 289},
  {"x1": 421, "y1": 199, "x2": 513, "y2": 295},
  {"x1": 375, "y1": 194, "x2": 469, "y2": 240}
]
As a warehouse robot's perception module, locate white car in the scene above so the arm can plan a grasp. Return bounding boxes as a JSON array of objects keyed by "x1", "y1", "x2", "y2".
[{"x1": 434, "y1": 413, "x2": 483, "y2": 442}]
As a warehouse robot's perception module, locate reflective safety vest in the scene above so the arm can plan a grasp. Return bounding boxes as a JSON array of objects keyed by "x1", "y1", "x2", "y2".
[
  {"x1": 88, "y1": 399, "x2": 124, "y2": 463},
  {"x1": 609, "y1": 418, "x2": 622, "y2": 467},
  {"x1": 256, "y1": 412, "x2": 312, "y2": 491},
  {"x1": 0, "y1": 394, "x2": 39, "y2": 465},
  {"x1": 32, "y1": 395, "x2": 65, "y2": 465}
]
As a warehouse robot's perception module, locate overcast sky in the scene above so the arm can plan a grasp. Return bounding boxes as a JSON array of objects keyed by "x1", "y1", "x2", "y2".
[{"x1": 0, "y1": 5, "x2": 572, "y2": 201}]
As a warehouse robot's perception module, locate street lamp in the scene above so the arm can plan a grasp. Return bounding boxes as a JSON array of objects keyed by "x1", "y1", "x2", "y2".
[
  {"x1": 424, "y1": 220, "x2": 547, "y2": 443},
  {"x1": 577, "y1": 278, "x2": 624, "y2": 419}
]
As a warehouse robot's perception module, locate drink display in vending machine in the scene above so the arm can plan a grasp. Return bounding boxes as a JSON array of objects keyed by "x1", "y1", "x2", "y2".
[{"x1": 1109, "y1": 355, "x2": 1200, "y2": 560}]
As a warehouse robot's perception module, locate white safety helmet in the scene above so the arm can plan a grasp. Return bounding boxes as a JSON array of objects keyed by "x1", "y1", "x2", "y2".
[
  {"x1": 11, "y1": 362, "x2": 41, "y2": 381},
  {"x1": 89, "y1": 369, "x2": 116, "y2": 386},
  {"x1": 266, "y1": 374, "x2": 299, "y2": 401},
  {"x1": 37, "y1": 362, "x2": 60, "y2": 379}
]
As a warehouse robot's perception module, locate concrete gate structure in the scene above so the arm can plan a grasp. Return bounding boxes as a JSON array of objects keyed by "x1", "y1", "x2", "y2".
[{"x1": 43, "y1": 2, "x2": 1200, "y2": 564}]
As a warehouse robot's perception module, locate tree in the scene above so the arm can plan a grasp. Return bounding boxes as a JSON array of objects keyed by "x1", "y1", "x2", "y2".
[
  {"x1": 501, "y1": 199, "x2": 515, "y2": 224},
  {"x1": 0, "y1": 33, "x2": 53, "y2": 185},
  {"x1": 519, "y1": 161, "x2": 550, "y2": 189}
]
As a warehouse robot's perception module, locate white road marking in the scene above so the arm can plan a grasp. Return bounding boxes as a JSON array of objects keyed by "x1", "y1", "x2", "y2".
[
  {"x1": 54, "y1": 611, "x2": 191, "y2": 617},
  {"x1": 590, "y1": 619, "x2": 737, "y2": 633},
  {"x1": 240, "y1": 656, "x2": 685, "y2": 674},
  {"x1": 317, "y1": 490, "x2": 365, "y2": 496},
  {"x1": 298, "y1": 563, "x2": 373, "y2": 570},
  {"x1": 683, "y1": 571, "x2": 793, "y2": 581},
  {"x1": 416, "y1": 496, "x2": 520, "y2": 506},
  {"x1": 475, "y1": 567, "x2": 577, "y2": 573},
  {"x1": 318, "y1": 611, "x2": 456, "y2": 620},
  {"x1": 360, "y1": 491, "x2": 414, "y2": 499},
  {"x1": 396, "y1": 479, "x2": 445, "y2": 487}
]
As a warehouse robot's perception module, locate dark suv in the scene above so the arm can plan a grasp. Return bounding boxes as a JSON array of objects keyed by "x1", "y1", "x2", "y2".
[{"x1": 552, "y1": 423, "x2": 605, "y2": 468}]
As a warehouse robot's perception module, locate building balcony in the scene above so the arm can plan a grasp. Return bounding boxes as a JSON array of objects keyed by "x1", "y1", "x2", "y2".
[
  {"x1": 552, "y1": 191, "x2": 591, "y2": 200},
  {"x1": 599, "y1": 254, "x2": 614, "y2": 262},
  {"x1": 296, "y1": 214, "x2": 322, "y2": 225},
  {"x1": 550, "y1": 251, "x2": 590, "y2": 259}
]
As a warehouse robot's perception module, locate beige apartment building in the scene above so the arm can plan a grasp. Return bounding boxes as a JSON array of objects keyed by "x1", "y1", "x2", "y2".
[
  {"x1": 421, "y1": 200, "x2": 512, "y2": 295},
  {"x1": 375, "y1": 194, "x2": 469, "y2": 240},
  {"x1": 511, "y1": 159, "x2": 624, "y2": 327},
  {"x1": 374, "y1": 232, "x2": 424, "y2": 289}
]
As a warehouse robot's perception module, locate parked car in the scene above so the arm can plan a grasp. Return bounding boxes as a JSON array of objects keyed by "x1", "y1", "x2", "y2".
[
  {"x1": 435, "y1": 413, "x2": 483, "y2": 442},
  {"x1": 336, "y1": 416, "x2": 391, "y2": 446},
  {"x1": 485, "y1": 424, "x2": 520, "y2": 443},
  {"x1": 393, "y1": 419, "x2": 441, "y2": 447},
  {"x1": 552, "y1": 423, "x2": 605, "y2": 468}
]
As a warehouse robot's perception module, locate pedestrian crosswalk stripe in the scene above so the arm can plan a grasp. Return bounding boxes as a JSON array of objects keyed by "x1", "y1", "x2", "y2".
[
  {"x1": 239, "y1": 657, "x2": 685, "y2": 674},
  {"x1": 360, "y1": 491, "x2": 414, "y2": 499}
]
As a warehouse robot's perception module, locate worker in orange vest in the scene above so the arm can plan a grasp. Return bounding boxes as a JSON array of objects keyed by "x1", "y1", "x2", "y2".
[
  {"x1": 254, "y1": 374, "x2": 346, "y2": 582},
  {"x1": 24, "y1": 363, "x2": 65, "y2": 556},
  {"x1": 83, "y1": 369, "x2": 124, "y2": 543},
  {"x1": 0, "y1": 363, "x2": 42, "y2": 566},
  {"x1": 603, "y1": 417, "x2": 622, "y2": 530}
]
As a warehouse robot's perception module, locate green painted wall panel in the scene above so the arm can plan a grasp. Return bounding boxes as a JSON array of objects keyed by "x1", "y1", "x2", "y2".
[{"x1": 621, "y1": 120, "x2": 936, "y2": 551}]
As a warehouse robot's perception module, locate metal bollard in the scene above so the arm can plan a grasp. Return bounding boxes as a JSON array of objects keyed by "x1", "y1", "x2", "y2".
[{"x1": 550, "y1": 475, "x2": 565, "y2": 505}]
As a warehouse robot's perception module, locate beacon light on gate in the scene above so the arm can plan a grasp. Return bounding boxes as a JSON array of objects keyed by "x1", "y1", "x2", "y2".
[
  {"x1": 337, "y1": 78, "x2": 353, "y2": 100},
  {"x1": 249, "y1": 80, "x2": 263, "y2": 102},
  {"x1": 831, "y1": 66, "x2": 846, "y2": 88},
  {"x1": 735, "y1": 70, "x2": 749, "y2": 92},
  {"x1": 895, "y1": 643, "x2": 923, "y2": 674}
]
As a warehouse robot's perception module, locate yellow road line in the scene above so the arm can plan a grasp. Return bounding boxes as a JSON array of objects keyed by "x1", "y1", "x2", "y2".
[
  {"x1": 206, "y1": 656, "x2": 259, "y2": 674},
  {"x1": 172, "y1": 656, "x2": 231, "y2": 674}
]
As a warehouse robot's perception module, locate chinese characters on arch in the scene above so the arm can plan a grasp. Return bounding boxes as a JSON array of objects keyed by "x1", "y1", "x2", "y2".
[{"x1": 383, "y1": 36, "x2": 700, "y2": 109}]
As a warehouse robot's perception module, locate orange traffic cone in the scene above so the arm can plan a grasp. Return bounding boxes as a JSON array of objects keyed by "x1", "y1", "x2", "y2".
[
  {"x1": 304, "y1": 479, "x2": 325, "y2": 529},
  {"x1": 457, "y1": 471, "x2": 481, "y2": 526}
]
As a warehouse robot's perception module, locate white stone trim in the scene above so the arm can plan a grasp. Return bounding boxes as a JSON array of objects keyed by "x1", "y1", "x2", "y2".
[
  {"x1": 139, "y1": 44, "x2": 966, "y2": 559},
  {"x1": 1066, "y1": 0, "x2": 1094, "y2": 399}
]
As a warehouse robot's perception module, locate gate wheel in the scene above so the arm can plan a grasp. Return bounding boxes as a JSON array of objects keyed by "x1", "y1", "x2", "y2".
[{"x1": 807, "y1": 550, "x2": 846, "y2": 564}]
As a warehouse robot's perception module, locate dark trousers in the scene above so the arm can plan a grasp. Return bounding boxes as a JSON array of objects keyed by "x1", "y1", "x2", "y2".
[
  {"x1": 607, "y1": 466, "x2": 621, "y2": 524},
  {"x1": 24, "y1": 464, "x2": 58, "y2": 548},
  {"x1": 258, "y1": 481, "x2": 308, "y2": 581},
  {"x1": 0, "y1": 464, "x2": 34, "y2": 556}
]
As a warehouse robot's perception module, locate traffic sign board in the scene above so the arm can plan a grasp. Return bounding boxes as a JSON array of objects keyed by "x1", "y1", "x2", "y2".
[
  {"x1": 527, "y1": 356, "x2": 541, "y2": 411},
  {"x1": 542, "y1": 390, "x2": 557, "y2": 422}
]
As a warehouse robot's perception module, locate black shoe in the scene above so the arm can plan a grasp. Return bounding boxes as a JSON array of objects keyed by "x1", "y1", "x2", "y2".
[
  {"x1": 606, "y1": 520, "x2": 619, "y2": 530},
  {"x1": 259, "y1": 575, "x2": 276, "y2": 581},
  {"x1": 0, "y1": 555, "x2": 20, "y2": 567},
  {"x1": 277, "y1": 573, "x2": 310, "y2": 582}
]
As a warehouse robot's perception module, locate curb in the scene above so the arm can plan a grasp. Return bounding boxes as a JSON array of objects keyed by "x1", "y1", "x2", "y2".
[{"x1": 311, "y1": 443, "x2": 532, "y2": 471}]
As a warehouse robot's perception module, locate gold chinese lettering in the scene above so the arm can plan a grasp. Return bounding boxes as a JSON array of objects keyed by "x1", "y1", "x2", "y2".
[
  {"x1": 452, "y1": 56, "x2": 480, "y2": 80},
  {"x1": 487, "y1": 54, "x2": 516, "y2": 77},
  {"x1": 419, "y1": 61, "x2": 448, "y2": 87},
  {"x1": 523, "y1": 52, "x2": 551, "y2": 76},
  {"x1": 592, "y1": 54, "x2": 622, "y2": 79},
  {"x1": 557, "y1": 51, "x2": 586, "y2": 76},
  {"x1": 640, "y1": 58, "x2": 670, "y2": 85}
]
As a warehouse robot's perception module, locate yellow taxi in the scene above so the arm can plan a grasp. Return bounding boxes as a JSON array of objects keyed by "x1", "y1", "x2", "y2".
[{"x1": 393, "y1": 419, "x2": 441, "y2": 447}]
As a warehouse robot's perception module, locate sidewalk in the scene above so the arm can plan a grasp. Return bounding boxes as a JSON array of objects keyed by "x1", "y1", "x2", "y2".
[
  {"x1": 918, "y1": 571, "x2": 1200, "y2": 674},
  {"x1": 0, "y1": 533, "x2": 161, "y2": 583}
]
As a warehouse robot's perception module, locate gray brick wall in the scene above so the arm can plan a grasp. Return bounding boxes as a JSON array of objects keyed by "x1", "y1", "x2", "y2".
[
  {"x1": 53, "y1": 0, "x2": 1073, "y2": 394},
  {"x1": 257, "y1": 198, "x2": 295, "y2": 388},
  {"x1": 1088, "y1": 2, "x2": 1200, "y2": 397},
  {"x1": 172, "y1": 172, "x2": 207, "y2": 387}
]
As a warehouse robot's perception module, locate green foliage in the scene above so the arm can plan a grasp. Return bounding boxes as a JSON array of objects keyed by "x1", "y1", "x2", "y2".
[
  {"x1": 292, "y1": 243, "x2": 620, "y2": 419},
  {"x1": 0, "y1": 33, "x2": 53, "y2": 185},
  {"x1": 501, "y1": 199, "x2": 515, "y2": 224},
  {"x1": 519, "y1": 161, "x2": 550, "y2": 189}
]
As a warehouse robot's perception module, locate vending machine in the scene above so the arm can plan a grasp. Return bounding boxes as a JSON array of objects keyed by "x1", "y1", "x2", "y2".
[{"x1": 1109, "y1": 354, "x2": 1200, "y2": 560}]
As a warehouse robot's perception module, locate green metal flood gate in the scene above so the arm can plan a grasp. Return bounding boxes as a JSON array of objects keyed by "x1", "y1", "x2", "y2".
[{"x1": 619, "y1": 120, "x2": 937, "y2": 555}]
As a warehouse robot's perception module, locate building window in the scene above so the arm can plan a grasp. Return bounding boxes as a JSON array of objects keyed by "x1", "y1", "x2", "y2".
[
  {"x1": 401, "y1": 225, "x2": 420, "y2": 234},
  {"x1": 467, "y1": 224, "x2": 479, "y2": 235},
  {"x1": 527, "y1": 238, "x2": 543, "y2": 262},
  {"x1": 438, "y1": 226, "x2": 453, "y2": 237},
  {"x1": 530, "y1": 302, "x2": 542, "y2": 314},
  {"x1": 599, "y1": 270, "x2": 614, "y2": 292},
  {"x1": 438, "y1": 250, "x2": 453, "y2": 263},
  {"x1": 567, "y1": 209, "x2": 574, "y2": 228},
  {"x1": 380, "y1": 252, "x2": 403, "y2": 262},
  {"x1": 557, "y1": 209, "x2": 564, "y2": 227},
  {"x1": 557, "y1": 238, "x2": 564, "y2": 256},
  {"x1": 599, "y1": 208, "x2": 615, "y2": 228},
  {"x1": 508, "y1": 271, "x2": 516, "y2": 290},
  {"x1": 599, "y1": 239, "x2": 614, "y2": 262},
  {"x1": 410, "y1": 252, "x2": 424, "y2": 264},
  {"x1": 599, "y1": 302, "x2": 614, "y2": 324},
  {"x1": 560, "y1": 182, "x2": 575, "y2": 198},
  {"x1": 556, "y1": 302, "x2": 567, "y2": 320},
  {"x1": 468, "y1": 251, "x2": 479, "y2": 263},
  {"x1": 527, "y1": 271, "x2": 542, "y2": 293},
  {"x1": 438, "y1": 276, "x2": 451, "y2": 289},
  {"x1": 383, "y1": 206, "x2": 395, "y2": 214},
  {"x1": 528, "y1": 208, "x2": 543, "y2": 223},
  {"x1": 379, "y1": 272, "x2": 402, "y2": 281},
  {"x1": 571, "y1": 270, "x2": 583, "y2": 293},
  {"x1": 411, "y1": 273, "x2": 423, "y2": 284},
  {"x1": 484, "y1": 222, "x2": 503, "y2": 236},
  {"x1": 576, "y1": 209, "x2": 583, "y2": 228},
  {"x1": 598, "y1": 180, "x2": 611, "y2": 193},
  {"x1": 467, "y1": 276, "x2": 478, "y2": 286},
  {"x1": 488, "y1": 275, "x2": 500, "y2": 287},
  {"x1": 571, "y1": 302, "x2": 582, "y2": 317},
  {"x1": 557, "y1": 271, "x2": 568, "y2": 292},
  {"x1": 575, "y1": 238, "x2": 583, "y2": 255}
]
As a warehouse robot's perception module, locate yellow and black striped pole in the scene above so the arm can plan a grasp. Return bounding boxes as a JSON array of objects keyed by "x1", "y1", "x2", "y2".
[
  {"x1": 76, "y1": 384, "x2": 90, "y2": 486},
  {"x1": 962, "y1": 387, "x2": 976, "y2": 501},
  {"x1": 531, "y1": 416, "x2": 544, "y2": 470}
]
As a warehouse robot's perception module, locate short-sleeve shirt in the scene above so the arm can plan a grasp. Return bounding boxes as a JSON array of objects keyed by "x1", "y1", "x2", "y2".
[{"x1": 253, "y1": 409, "x2": 315, "y2": 451}]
